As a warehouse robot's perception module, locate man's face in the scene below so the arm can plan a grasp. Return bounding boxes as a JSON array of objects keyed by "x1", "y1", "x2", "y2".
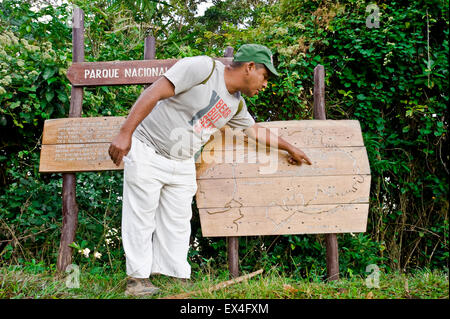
[{"x1": 242, "y1": 63, "x2": 269, "y2": 97}]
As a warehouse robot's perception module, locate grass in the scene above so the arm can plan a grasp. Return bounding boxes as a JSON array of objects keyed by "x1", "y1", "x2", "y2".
[{"x1": 0, "y1": 261, "x2": 448, "y2": 299}]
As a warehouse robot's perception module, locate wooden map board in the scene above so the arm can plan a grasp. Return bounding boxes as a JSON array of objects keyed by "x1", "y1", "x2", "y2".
[{"x1": 195, "y1": 120, "x2": 371, "y2": 237}]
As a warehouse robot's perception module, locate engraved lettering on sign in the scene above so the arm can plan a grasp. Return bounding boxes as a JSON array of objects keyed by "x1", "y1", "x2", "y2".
[
  {"x1": 124, "y1": 67, "x2": 168, "y2": 78},
  {"x1": 286, "y1": 128, "x2": 323, "y2": 146},
  {"x1": 56, "y1": 120, "x2": 122, "y2": 144},
  {"x1": 81, "y1": 67, "x2": 168, "y2": 80},
  {"x1": 54, "y1": 144, "x2": 109, "y2": 162},
  {"x1": 284, "y1": 127, "x2": 355, "y2": 148},
  {"x1": 84, "y1": 69, "x2": 119, "y2": 79}
]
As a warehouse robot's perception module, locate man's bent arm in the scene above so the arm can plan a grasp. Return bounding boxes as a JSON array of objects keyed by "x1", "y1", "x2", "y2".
[{"x1": 109, "y1": 77, "x2": 175, "y2": 166}]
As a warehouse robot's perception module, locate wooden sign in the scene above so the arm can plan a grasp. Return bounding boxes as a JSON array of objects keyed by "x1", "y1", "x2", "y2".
[
  {"x1": 195, "y1": 120, "x2": 371, "y2": 237},
  {"x1": 39, "y1": 118, "x2": 371, "y2": 237},
  {"x1": 66, "y1": 57, "x2": 233, "y2": 86},
  {"x1": 39, "y1": 117, "x2": 125, "y2": 173}
]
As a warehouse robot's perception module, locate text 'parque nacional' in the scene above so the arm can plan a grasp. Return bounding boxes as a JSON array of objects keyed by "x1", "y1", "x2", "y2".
[
  {"x1": 66, "y1": 58, "x2": 232, "y2": 86},
  {"x1": 83, "y1": 67, "x2": 168, "y2": 79}
]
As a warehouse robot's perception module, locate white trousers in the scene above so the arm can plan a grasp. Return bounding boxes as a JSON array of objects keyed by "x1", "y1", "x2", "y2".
[{"x1": 121, "y1": 136, "x2": 197, "y2": 279}]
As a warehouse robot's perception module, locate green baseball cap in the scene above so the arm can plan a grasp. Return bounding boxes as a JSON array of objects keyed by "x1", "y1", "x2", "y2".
[{"x1": 234, "y1": 44, "x2": 279, "y2": 77}]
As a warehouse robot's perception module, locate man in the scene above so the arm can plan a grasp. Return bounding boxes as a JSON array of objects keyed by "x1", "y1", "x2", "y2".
[{"x1": 109, "y1": 44, "x2": 312, "y2": 296}]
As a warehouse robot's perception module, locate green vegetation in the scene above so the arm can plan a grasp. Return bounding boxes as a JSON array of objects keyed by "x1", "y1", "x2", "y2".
[
  {"x1": 0, "y1": 0, "x2": 448, "y2": 299},
  {"x1": 0, "y1": 261, "x2": 448, "y2": 299}
]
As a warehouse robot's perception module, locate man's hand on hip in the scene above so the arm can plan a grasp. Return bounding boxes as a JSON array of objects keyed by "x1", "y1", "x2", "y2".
[{"x1": 109, "y1": 132, "x2": 132, "y2": 166}]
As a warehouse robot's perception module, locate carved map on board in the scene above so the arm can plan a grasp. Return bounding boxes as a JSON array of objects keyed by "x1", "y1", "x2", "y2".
[{"x1": 195, "y1": 120, "x2": 371, "y2": 237}]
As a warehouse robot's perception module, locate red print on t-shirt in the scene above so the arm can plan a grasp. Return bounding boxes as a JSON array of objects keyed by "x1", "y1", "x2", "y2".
[{"x1": 194, "y1": 98, "x2": 231, "y2": 133}]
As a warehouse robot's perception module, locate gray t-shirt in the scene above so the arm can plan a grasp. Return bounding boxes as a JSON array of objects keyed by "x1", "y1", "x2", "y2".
[{"x1": 133, "y1": 56, "x2": 255, "y2": 160}]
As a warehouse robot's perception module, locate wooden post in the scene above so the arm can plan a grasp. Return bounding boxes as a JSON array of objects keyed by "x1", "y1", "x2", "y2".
[
  {"x1": 313, "y1": 65, "x2": 326, "y2": 120},
  {"x1": 144, "y1": 35, "x2": 156, "y2": 60},
  {"x1": 57, "y1": 7, "x2": 84, "y2": 272},
  {"x1": 224, "y1": 46, "x2": 239, "y2": 279},
  {"x1": 143, "y1": 35, "x2": 156, "y2": 90},
  {"x1": 227, "y1": 237, "x2": 239, "y2": 278},
  {"x1": 313, "y1": 64, "x2": 339, "y2": 281},
  {"x1": 325, "y1": 234, "x2": 339, "y2": 281}
]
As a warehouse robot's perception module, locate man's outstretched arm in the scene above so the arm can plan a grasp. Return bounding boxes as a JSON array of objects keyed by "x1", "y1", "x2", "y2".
[
  {"x1": 108, "y1": 77, "x2": 175, "y2": 166},
  {"x1": 244, "y1": 123, "x2": 312, "y2": 165}
]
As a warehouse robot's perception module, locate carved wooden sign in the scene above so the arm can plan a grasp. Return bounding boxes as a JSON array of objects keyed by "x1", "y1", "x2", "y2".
[
  {"x1": 195, "y1": 120, "x2": 371, "y2": 237},
  {"x1": 39, "y1": 118, "x2": 371, "y2": 237},
  {"x1": 39, "y1": 117, "x2": 126, "y2": 172},
  {"x1": 66, "y1": 57, "x2": 233, "y2": 86}
]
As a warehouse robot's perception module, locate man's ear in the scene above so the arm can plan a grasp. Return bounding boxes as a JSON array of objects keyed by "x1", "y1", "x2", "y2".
[{"x1": 246, "y1": 61, "x2": 256, "y2": 73}]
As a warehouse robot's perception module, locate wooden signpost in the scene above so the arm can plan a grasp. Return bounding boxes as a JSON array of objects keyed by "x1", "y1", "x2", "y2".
[
  {"x1": 56, "y1": 6, "x2": 84, "y2": 272},
  {"x1": 314, "y1": 64, "x2": 340, "y2": 281},
  {"x1": 39, "y1": 7, "x2": 371, "y2": 281}
]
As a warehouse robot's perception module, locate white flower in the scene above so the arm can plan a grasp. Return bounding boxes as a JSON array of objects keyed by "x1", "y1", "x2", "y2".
[
  {"x1": 29, "y1": 70, "x2": 39, "y2": 78},
  {"x1": 93, "y1": 251, "x2": 102, "y2": 259},
  {"x1": 108, "y1": 228, "x2": 118, "y2": 236},
  {"x1": 1, "y1": 75, "x2": 12, "y2": 86},
  {"x1": 42, "y1": 52, "x2": 51, "y2": 60},
  {"x1": 82, "y1": 248, "x2": 90, "y2": 258}
]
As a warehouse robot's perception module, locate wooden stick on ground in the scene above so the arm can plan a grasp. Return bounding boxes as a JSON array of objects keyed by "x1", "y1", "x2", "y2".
[{"x1": 160, "y1": 269, "x2": 264, "y2": 299}]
